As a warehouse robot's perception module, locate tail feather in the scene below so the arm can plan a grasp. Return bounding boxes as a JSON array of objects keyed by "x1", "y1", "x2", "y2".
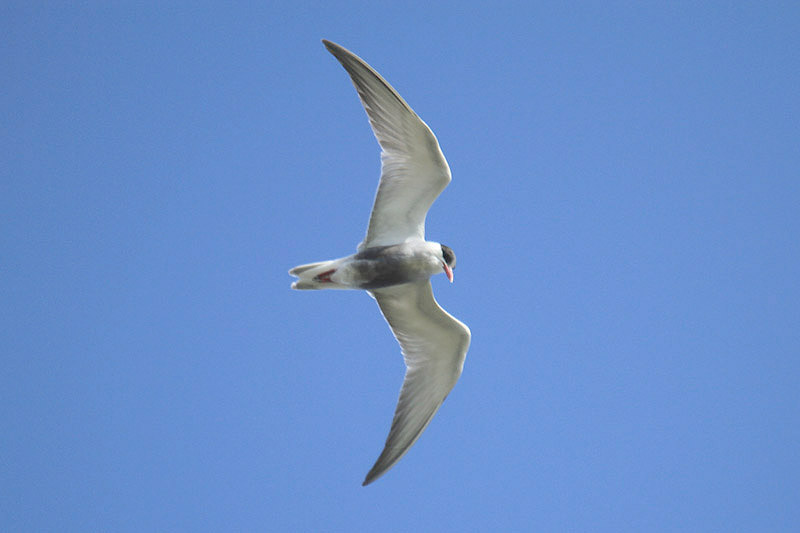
[
  {"x1": 288, "y1": 261, "x2": 330, "y2": 277},
  {"x1": 288, "y1": 258, "x2": 348, "y2": 290},
  {"x1": 292, "y1": 280, "x2": 326, "y2": 290}
]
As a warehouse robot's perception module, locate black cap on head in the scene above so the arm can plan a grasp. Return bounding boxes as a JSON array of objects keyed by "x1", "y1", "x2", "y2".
[{"x1": 440, "y1": 244, "x2": 456, "y2": 269}]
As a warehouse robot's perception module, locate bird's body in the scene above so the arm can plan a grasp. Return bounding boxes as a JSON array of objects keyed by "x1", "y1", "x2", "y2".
[
  {"x1": 289, "y1": 39, "x2": 470, "y2": 486},
  {"x1": 290, "y1": 242, "x2": 448, "y2": 290}
]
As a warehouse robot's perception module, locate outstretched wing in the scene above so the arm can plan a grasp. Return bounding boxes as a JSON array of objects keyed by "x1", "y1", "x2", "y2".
[
  {"x1": 323, "y1": 40, "x2": 452, "y2": 250},
  {"x1": 364, "y1": 281, "x2": 471, "y2": 485}
]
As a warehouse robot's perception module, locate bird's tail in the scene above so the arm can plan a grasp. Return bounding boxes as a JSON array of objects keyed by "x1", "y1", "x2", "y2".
[{"x1": 288, "y1": 259, "x2": 348, "y2": 290}]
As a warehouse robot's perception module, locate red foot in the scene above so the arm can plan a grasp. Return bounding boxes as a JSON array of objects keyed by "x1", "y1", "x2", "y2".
[{"x1": 314, "y1": 269, "x2": 336, "y2": 283}]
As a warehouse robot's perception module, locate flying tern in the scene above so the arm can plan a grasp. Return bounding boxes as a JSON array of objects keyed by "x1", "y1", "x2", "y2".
[{"x1": 289, "y1": 39, "x2": 471, "y2": 486}]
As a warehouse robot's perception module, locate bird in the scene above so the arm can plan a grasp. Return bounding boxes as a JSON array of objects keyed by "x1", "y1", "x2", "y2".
[{"x1": 289, "y1": 39, "x2": 471, "y2": 486}]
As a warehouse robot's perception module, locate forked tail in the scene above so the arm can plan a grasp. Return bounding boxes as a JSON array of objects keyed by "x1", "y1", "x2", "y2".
[{"x1": 288, "y1": 259, "x2": 346, "y2": 290}]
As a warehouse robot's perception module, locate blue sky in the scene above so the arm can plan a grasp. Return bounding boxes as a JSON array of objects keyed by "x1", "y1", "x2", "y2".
[{"x1": 3, "y1": 2, "x2": 799, "y2": 531}]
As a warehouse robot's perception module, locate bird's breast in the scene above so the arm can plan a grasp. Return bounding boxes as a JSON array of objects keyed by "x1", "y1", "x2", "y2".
[{"x1": 348, "y1": 244, "x2": 438, "y2": 289}]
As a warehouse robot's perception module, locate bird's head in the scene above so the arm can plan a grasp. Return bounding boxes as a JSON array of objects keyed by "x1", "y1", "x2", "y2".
[{"x1": 440, "y1": 244, "x2": 456, "y2": 283}]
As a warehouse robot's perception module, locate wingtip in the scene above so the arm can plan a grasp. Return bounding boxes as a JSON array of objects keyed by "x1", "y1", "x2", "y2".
[
  {"x1": 361, "y1": 449, "x2": 399, "y2": 486},
  {"x1": 321, "y1": 38, "x2": 337, "y2": 52},
  {"x1": 321, "y1": 39, "x2": 352, "y2": 61},
  {"x1": 361, "y1": 470, "x2": 379, "y2": 486}
]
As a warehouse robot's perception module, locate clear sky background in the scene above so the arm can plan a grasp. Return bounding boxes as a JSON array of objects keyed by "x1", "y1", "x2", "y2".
[{"x1": 3, "y1": 2, "x2": 799, "y2": 531}]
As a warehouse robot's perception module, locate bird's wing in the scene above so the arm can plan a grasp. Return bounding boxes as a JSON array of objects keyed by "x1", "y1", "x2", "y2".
[
  {"x1": 323, "y1": 40, "x2": 452, "y2": 250},
  {"x1": 364, "y1": 281, "x2": 471, "y2": 485}
]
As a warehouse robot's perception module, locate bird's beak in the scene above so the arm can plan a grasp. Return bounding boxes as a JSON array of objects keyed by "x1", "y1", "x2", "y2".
[{"x1": 443, "y1": 263, "x2": 453, "y2": 283}]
